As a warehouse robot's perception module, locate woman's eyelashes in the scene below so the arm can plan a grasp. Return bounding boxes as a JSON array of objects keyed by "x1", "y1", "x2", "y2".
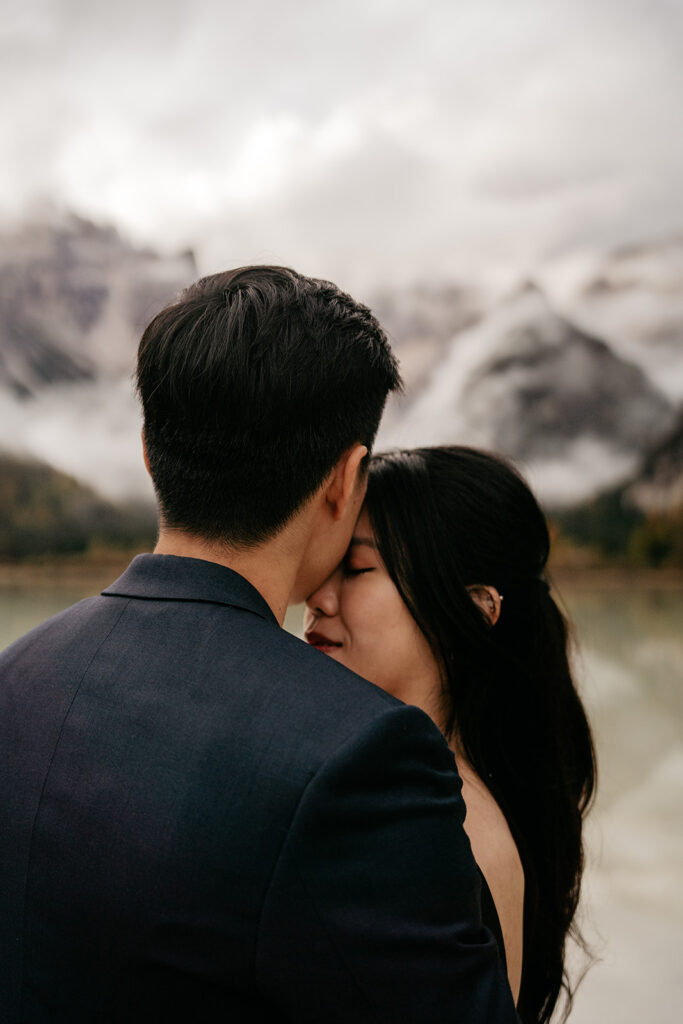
[{"x1": 343, "y1": 563, "x2": 374, "y2": 577}]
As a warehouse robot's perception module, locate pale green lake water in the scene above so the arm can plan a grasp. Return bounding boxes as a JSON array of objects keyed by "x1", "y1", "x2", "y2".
[{"x1": 1, "y1": 574, "x2": 681, "y2": 1022}]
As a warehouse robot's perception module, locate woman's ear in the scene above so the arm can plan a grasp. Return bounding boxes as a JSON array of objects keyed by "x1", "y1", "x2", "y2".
[{"x1": 466, "y1": 584, "x2": 503, "y2": 627}]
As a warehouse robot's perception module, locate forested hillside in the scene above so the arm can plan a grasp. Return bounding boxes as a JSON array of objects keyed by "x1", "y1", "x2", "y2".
[{"x1": 0, "y1": 452, "x2": 155, "y2": 560}]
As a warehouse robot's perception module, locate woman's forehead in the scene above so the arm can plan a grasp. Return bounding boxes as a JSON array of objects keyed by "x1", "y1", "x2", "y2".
[{"x1": 350, "y1": 509, "x2": 376, "y2": 548}]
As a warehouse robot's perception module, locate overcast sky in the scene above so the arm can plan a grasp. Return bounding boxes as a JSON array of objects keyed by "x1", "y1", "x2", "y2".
[{"x1": 1, "y1": 0, "x2": 682, "y2": 289}]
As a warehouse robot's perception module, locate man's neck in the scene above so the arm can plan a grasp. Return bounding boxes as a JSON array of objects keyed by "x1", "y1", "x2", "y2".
[{"x1": 153, "y1": 526, "x2": 308, "y2": 626}]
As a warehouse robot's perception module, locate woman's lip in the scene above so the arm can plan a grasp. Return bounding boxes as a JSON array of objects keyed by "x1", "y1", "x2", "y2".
[{"x1": 305, "y1": 631, "x2": 342, "y2": 650}]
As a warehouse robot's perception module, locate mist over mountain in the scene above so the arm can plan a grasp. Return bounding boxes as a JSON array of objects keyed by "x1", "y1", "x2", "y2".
[
  {"x1": 625, "y1": 409, "x2": 683, "y2": 515},
  {"x1": 555, "y1": 236, "x2": 683, "y2": 404},
  {"x1": 379, "y1": 282, "x2": 675, "y2": 507},
  {"x1": 369, "y1": 282, "x2": 484, "y2": 393},
  {"x1": 0, "y1": 215, "x2": 194, "y2": 501},
  {"x1": 0, "y1": 214, "x2": 195, "y2": 395},
  {"x1": 0, "y1": 215, "x2": 680, "y2": 517},
  {"x1": 554, "y1": 411, "x2": 683, "y2": 567},
  {"x1": 0, "y1": 449, "x2": 155, "y2": 560}
]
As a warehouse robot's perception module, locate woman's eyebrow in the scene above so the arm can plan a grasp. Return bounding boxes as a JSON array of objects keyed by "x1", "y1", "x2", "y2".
[{"x1": 349, "y1": 536, "x2": 377, "y2": 549}]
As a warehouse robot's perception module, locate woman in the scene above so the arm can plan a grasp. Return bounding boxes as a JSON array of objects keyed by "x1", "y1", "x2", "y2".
[{"x1": 304, "y1": 446, "x2": 596, "y2": 1024}]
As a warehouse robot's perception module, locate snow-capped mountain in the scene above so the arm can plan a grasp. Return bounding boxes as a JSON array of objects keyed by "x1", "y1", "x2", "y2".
[
  {"x1": 368, "y1": 281, "x2": 483, "y2": 393},
  {"x1": 0, "y1": 217, "x2": 680, "y2": 513},
  {"x1": 0, "y1": 214, "x2": 195, "y2": 395},
  {"x1": 0, "y1": 215, "x2": 195, "y2": 501},
  {"x1": 378, "y1": 284, "x2": 675, "y2": 508},
  {"x1": 553, "y1": 237, "x2": 683, "y2": 404}
]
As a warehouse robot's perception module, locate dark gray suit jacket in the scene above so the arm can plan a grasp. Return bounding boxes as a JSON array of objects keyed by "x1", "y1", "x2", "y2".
[{"x1": 0, "y1": 554, "x2": 518, "y2": 1022}]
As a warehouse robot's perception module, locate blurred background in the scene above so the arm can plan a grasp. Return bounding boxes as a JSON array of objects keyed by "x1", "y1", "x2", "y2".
[{"x1": 0, "y1": 1, "x2": 681, "y2": 1020}]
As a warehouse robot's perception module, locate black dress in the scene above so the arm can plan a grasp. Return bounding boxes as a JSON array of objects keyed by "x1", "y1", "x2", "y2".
[{"x1": 478, "y1": 868, "x2": 507, "y2": 972}]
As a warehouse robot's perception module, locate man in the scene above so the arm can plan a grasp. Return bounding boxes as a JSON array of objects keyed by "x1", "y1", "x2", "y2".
[{"x1": 0, "y1": 267, "x2": 518, "y2": 1022}]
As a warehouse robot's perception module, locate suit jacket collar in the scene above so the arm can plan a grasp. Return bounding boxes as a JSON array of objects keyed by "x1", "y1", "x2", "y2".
[{"x1": 102, "y1": 554, "x2": 278, "y2": 625}]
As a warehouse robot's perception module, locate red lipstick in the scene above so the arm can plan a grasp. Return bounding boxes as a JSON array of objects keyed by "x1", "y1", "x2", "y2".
[{"x1": 305, "y1": 631, "x2": 342, "y2": 653}]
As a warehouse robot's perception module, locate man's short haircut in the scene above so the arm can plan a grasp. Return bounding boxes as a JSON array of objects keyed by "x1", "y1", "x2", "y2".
[{"x1": 136, "y1": 266, "x2": 402, "y2": 546}]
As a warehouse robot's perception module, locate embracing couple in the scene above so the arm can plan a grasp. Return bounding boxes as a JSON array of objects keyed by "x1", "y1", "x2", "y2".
[{"x1": 0, "y1": 266, "x2": 595, "y2": 1023}]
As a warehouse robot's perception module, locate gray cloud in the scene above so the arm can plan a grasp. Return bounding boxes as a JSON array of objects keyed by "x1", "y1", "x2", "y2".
[{"x1": 1, "y1": 0, "x2": 682, "y2": 286}]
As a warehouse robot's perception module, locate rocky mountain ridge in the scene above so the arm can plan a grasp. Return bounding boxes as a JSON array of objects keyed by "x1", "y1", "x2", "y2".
[
  {"x1": 379, "y1": 283, "x2": 676, "y2": 507},
  {"x1": 0, "y1": 214, "x2": 195, "y2": 397},
  {"x1": 0, "y1": 216, "x2": 680, "y2": 514},
  {"x1": 552, "y1": 236, "x2": 683, "y2": 404}
]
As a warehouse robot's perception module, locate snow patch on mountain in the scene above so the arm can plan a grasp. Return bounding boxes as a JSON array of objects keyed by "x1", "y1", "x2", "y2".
[
  {"x1": 0, "y1": 214, "x2": 195, "y2": 395},
  {"x1": 552, "y1": 237, "x2": 683, "y2": 403},
  {"x1": 379, "y1": 285, "x2": 674, "y2": 507}
]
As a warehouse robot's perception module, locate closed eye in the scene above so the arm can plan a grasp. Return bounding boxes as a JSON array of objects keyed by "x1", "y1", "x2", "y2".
[{"x1": 344, "y1": 566, "x2": 374, "y2": 576}]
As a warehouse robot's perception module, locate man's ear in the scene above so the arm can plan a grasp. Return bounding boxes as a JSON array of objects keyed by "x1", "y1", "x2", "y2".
[
  {"x1": 141, "y1": 430, "x2": 152, "y2": 478},
  {"x1": 466, "y1": 584, "x2": 503, "y2": 627},
  {"x1": 325, "y1": 444, "x2": 368, "y2": 521}
]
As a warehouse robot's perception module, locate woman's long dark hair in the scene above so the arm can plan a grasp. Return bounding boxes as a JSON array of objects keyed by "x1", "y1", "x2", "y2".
[{"x1": 365, "y1": 446, "x2": 596, "y2": 1024}]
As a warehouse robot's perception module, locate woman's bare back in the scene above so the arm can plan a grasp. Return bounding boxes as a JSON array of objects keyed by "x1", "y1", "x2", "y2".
[{"x1": 456, "y1": 755, "x2": 525, "y2": 1004}]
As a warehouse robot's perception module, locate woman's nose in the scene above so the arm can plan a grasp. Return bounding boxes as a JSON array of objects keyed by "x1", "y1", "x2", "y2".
[{"x1": 306, "y1": 568, "x2": 342, "y2": 617}]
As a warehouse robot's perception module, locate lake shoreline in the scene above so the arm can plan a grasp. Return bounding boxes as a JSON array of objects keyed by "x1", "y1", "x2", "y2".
[
  {"x1": 550, "y1": 565, "x2": 683, "y2": 590},
  {"x1": 0, "y1": 554, "x2": 146, "y2": 590},
  {"x1": 1, "y1": 556, "x2": 681, "y2": 592}
]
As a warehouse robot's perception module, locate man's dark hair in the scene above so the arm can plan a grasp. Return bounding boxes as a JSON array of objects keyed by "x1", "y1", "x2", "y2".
[{"x1": 137, "y1": 265, "x2": 402, "y2": 546}]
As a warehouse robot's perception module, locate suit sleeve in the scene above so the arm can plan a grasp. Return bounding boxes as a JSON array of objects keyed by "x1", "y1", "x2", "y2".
[{"x1": 255, "y1": 703, "x2": 520, "y2": 1023}]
